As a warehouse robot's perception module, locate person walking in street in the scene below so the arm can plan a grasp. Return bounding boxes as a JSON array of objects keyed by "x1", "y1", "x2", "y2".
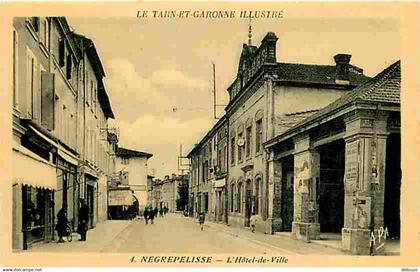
[
  {"x1": 77, "y1": 199, "x2": 89, "y2": 241},
  {"x1": 149, "y1": 207, "x2": 156, "y2": 224},
  {"x1": 143, "y1": 207, "x2": 150, "y2": 225},
  {"x1": 56, "y1": 207, "x2": 69, "y2": 243},
  {"x1": 164, "y1": 206, "x2": 168, "y2": 215},
  {"x1": 199, "y1": 212, "x2": 205, "y2": 231},
  {"x1": 159, "y1": 207, "x2": 164, "y2": 217}
]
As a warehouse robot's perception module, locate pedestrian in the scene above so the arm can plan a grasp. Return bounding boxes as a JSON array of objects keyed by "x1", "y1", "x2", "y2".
[
  {"x1": 164, "y1": 206, "x2": 168, "y2": 215},
  {"x1": 159, "y1": 207, "x2": 163, "y2": 217},
  {"x1": 56, "y1": 207, "x2": 68, "y2": 243},
  {"x1": 143, "y1": 207, "x2": 149, "y2": 225},
  {"x1": 149, "y1": 207, "x2": 155, "y2": 224},
  {"x1": 199, "y1": 212, "x2": 205, "y2": 231},
  {"x1": 77, "y1": 199, "x2": 89, "y2": 241}
]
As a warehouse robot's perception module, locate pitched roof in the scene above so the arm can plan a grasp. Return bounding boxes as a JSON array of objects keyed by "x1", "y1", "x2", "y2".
[
  {"x1": 274, "y1": 62, "x2": 369, "y2": 87},
  {"x1": 265, "y1": 60, "x2": 401, "y2": 147},
  {"x1": 116, "y1": 147, "x2": 153, "y2": 159}
]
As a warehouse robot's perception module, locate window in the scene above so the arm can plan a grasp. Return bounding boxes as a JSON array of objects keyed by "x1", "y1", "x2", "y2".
[
  {"x1": 256, "y1": 119, "x2": 263, "y2": 153},
  {"x1": 13, "y1": 29, "x2": 19, "y2": 110},
  {"x1": 246, "y1": 126, "x2": 252, "y2": 157},
  {"x1": 66, "y1": 55, "x2": 72, "y2": 80},
  {"x1": 26, "y1": 47, "x2": 37, "y2": 118},
  {"x1": 41, "y1": 18, "x2": 50, "y2": 50},
  {"x1": 230, "y1": 183, "x2": 235, "y2": 213},
  {"x1": 204, "y1": 193, "x2": 209, "y2": 213},
  {"x1": 121, "y1": 157, "x2": 130, "y2": 165},
  {"x1": 231, "y1": 137, "x2": 235, "y2": 165},
  {"x1": 238, "y1": 132, "x2": 243, "y2": 162},
  {"x1": 255, "y1": 178, "x2": 260, "y2": 215},
  {"x1": 58, "y1": 39, "x2": 65, "y2": 67},
  {"x1": 237, "y1": 183, "x2": 242, "y2": 213},
  {"x1": 28, "y1": 17, "x2": 39, "y2": 32}
]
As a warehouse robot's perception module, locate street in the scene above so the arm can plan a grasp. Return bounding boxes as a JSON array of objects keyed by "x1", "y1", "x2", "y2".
[{"x1": 28, "y1": 213, "x2": 349, "y2": 255}]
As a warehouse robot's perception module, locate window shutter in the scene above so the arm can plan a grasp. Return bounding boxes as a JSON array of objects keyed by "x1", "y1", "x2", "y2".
[{"x1": 41, "y1": 71, "x2": 55, "y2": 131}]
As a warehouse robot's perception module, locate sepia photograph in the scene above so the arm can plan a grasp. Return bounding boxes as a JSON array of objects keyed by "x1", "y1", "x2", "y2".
[{"x1": 0, "y1": 2, "x2": 419, "y2": 269}]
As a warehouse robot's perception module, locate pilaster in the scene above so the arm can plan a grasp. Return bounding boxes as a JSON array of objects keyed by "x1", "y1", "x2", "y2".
[
  {"x1": 342, "y1": 111, "x2": 389, "y2": 255},
  {"x1": 292, "y1": 134, "x2": 320, "y2": 242}
]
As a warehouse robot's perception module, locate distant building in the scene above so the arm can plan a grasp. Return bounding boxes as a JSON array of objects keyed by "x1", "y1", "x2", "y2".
[
  {"x1": 115, "y1": 147, "x2": 153, "y2": 212},
  {"x1": 150, "y1": 174, "x2": 189, "y2": 212}
]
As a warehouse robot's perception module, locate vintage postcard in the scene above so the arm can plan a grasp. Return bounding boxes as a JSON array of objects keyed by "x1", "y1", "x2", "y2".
[{"x1": 0, "y1": 1, "x2": 419, "y2": 269}]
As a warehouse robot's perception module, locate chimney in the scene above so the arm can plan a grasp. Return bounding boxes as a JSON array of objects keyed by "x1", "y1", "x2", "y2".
[
  {"x1": 334, "y1": 54, "x2": 352, "y2": 84},
  {"x1": 261, "y1": 32, "x2": 278, "y2": 64}
]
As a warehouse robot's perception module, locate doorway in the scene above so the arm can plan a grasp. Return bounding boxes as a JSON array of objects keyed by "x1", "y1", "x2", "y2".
[
  {"x1": 244, "y1": 180, "x2": 252, "y2": 227},
  {"x1": 281, "y1": 156, "x2": 294, "y2": 231},
  {"x1": 318, "y1": 139, "x2": 345, "y2": 233},
  {"x1": 384, "y1": 133, "x2": 401, "y2": 239}
]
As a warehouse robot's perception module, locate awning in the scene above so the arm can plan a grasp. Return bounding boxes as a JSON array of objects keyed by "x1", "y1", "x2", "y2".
[
  {"x1": 58, "y1": 149, "x2": 78, "y2": 166},
  {"x1": 214, "y1": 178, "x2": 226, "y2": 188},
  {"x1": 12, "y1": 144, "x2": 57, "y2": 190},
  {"x1": 29, "y1": 125, "x2": 79, "y2": 166},
  {"x1": 108, "y1": 189, "x2": 135, "y2": 206}
]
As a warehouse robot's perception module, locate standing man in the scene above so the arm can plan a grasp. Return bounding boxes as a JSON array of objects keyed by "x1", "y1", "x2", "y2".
[
  {"x1": 78, "y1": 199, "x2": 89, "y2": 241},
  {"x1": 143, "y1": 207, "x2": 150, "y2": 225}
]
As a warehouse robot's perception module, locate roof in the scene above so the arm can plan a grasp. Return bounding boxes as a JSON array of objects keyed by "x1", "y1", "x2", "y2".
[
  {"x1": 274, "y1": 62, "x2": 369, "y2": 87},
  {"x1": 98, "y1": 80, "x2": 115, "y2": 119},
  {"x1": 275, "y1": 109, "x2": 320, "y2": 135},
  {"x1": 72, "y1": 33, "x2": 114, "y2": 119},
  {"x1": 116, "y1": 147, "x2": 153, "y2": 159},
  {"x1": 265, "y1": 60, "x2": 401, "y2": 147}
]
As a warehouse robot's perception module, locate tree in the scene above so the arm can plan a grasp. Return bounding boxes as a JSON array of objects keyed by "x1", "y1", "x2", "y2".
[{"x1": 176, "y1": 178, "x2": 189, "y2": 211}]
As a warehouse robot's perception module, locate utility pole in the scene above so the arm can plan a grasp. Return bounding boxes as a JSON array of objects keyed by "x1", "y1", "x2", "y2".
[{"x1": 212, "y1": 62, "x2": 227, "y2": 120}]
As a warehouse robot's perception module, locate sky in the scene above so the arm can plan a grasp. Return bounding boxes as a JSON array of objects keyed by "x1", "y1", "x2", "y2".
[{"x1": 68, "y1": 16, "x2": 400, "y2": 179}]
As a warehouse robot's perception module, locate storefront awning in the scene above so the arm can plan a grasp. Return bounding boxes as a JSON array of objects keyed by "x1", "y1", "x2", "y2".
[
  {"x1": 29, "y1": 125, "x2": 79, "y2": 166},
  {"x1": 12, "y1": 144, "x2": 57, "y2": 190},
  {"x1": 108, "y1": 189, "x2": 135, "y2": 206}
]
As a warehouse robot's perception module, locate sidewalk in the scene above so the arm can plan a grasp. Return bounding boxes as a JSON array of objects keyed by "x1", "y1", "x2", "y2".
[
  {"x1": 183, "y1": 214, "x2": 400, "y2": 256},
  {"x1": 25, "y1": 219, "x2": 133, "y2": 253},
  {"x1": 181, "y1": 214, "x2": 346, "y2": 255}
]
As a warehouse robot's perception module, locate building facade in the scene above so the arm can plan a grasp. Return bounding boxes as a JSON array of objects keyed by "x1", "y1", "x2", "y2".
[
  {"x1": 224, "y1": 32, "x2": 369, "y2": 234},
  {"x1": 12, "y1": 17, "x2": 117, "y2": 250},
  {"x1": 115, "y1": 147, "x2": 153, "y2": 213},
  {"x1": 188, "y1": 116, "x2": 228, "y2": 222},
  {"x1": 264, "y1": 61, "x2": 401, "y2": 255}
]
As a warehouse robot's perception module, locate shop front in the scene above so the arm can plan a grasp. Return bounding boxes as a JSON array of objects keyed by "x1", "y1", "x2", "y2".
[{"x1": 12, "y1": 143, "x2": 57, "y2": 250}]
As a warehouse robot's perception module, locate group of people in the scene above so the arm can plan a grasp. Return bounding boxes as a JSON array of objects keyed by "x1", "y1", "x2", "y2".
[
  {"x1": 143, "y1": 206, "x2": 169, "y2": 225},
  {"x1": 55, "y1": 199, "x2": 89, "y2": 243}
]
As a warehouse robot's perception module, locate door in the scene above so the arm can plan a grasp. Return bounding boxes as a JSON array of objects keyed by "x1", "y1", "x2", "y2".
[{"x1": 244, "y1": 189, "x2": 252, "y2": 227}]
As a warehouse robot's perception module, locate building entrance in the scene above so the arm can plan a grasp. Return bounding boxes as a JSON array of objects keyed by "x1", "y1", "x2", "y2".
[
  {"x1": 280, "y1": 156, "x2": 294, "y2": 231},
  {"x1": 244, "y1": 180, "x2": 252, "y2": 227},
  {"x1": 318, "y1": 139, "x2": 345, "y2": 233},
  {"x1": 384, "y1": 133, "x2": 401, "y2": 239}
]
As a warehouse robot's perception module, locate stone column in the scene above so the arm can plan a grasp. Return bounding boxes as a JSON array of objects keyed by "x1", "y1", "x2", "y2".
[
  {"x1": 342, "y1": 112, "x2": 388, "y2": 255},
  {"x1": 292, "y1": 134, "x2": 320, "y2": 242},
  {"x1": 266, "y1": 150, "x2": 282, "y2": 234}
]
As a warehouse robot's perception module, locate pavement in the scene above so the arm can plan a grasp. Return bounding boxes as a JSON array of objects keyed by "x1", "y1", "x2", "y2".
[
  {"x1": 25, "y1": 213, "x2": 400, "y2": 255},
  {"x1": 25, "y1": 219, "x2": 132, "y2": 253}
]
